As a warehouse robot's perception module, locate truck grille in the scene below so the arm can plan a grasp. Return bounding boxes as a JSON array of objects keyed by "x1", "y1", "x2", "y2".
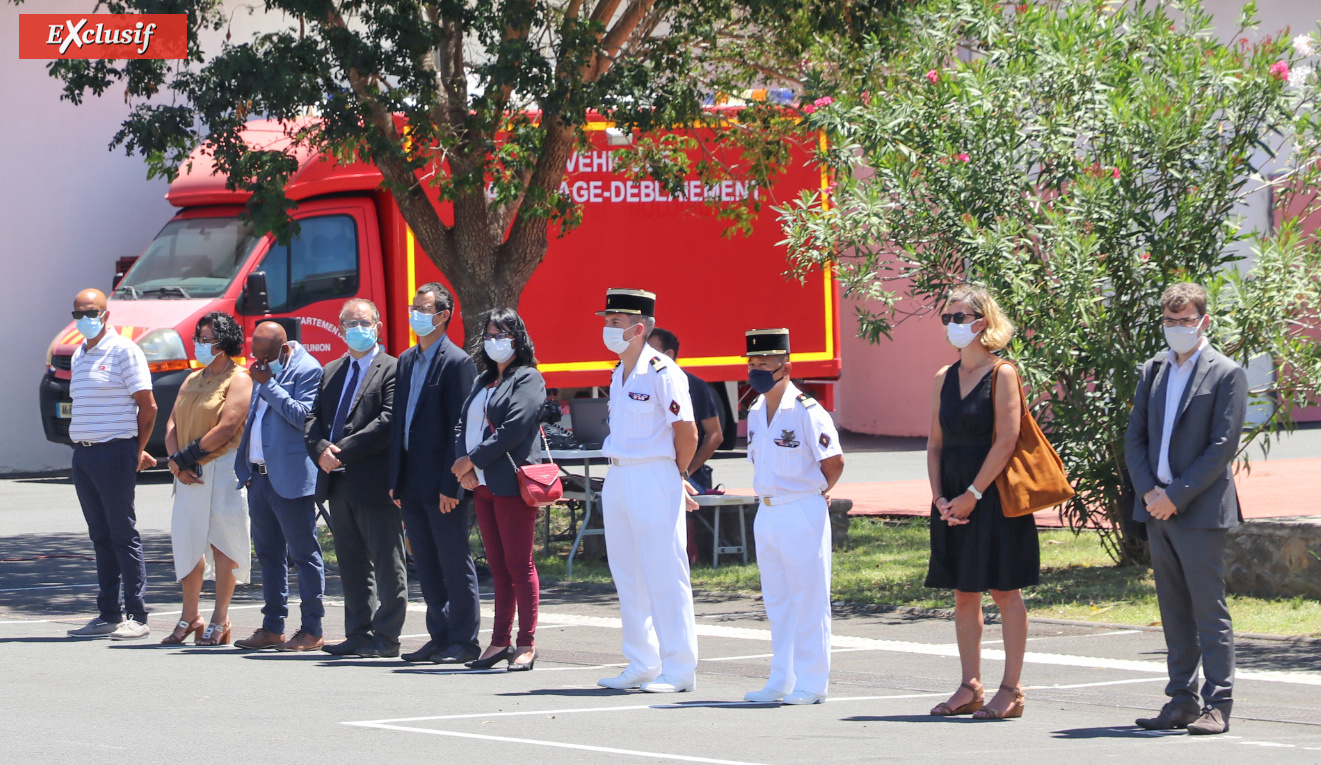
[{"x1": 51, "y1": 354, "x2": 73, "y2": 372}]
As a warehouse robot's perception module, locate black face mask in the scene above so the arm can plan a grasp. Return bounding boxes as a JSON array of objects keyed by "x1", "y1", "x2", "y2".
[{"x1": 748, "y1": 364, "x2": 785, "y2": 394}]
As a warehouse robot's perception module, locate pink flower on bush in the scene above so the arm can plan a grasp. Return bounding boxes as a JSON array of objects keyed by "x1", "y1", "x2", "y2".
[
  {"x1": 956, "y1": 153, "x2": 970, "y2": 163},
  {"x1": 802, "y1": 103, "x2": 816, "y2": 114},
  {"x1": 813, "y1": 96, "x2": 835, "y2": 108},
  {"x1": 1139, "y1": 252, "x2": 1151, "y2": 261},
  {"x1": 926, "y1": 69, "x2": 939, "y2": 84},
  {"x1": 1270, "y1": 60, "x2": 1290, "y2": 81},
  {"x1": 1112, "y1": 167, "x2": 1121, "y2": 179}
]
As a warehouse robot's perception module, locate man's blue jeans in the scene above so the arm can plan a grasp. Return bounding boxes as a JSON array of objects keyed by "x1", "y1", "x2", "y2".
[{"x1": 247, "y1": 471, "x2": 325, "y2": 636}]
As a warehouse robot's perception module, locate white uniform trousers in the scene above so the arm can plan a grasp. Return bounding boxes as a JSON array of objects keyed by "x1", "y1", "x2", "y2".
[
  {"x1": 755, "y1": 494, "x2": 832, "y2": 696},
  {"x1": 602, "y1": 460, "x2": 699, "y2": 682}
]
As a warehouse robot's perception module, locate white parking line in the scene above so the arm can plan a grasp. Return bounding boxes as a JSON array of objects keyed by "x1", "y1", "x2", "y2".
[{"x1": 0, "y1": 583, "x2": 98, "y2": 593}]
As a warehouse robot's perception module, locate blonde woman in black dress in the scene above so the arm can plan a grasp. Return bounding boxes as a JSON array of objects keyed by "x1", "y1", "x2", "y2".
[{"x1": 925, "y1": 284, "x2": 1039, "y2": 720}]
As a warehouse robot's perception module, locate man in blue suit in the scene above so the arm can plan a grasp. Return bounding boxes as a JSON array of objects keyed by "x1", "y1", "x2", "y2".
[
  {"x1": 389, "y1": 283, "x2": 479, "y2": 664},
  {"x1": 234, "y1": 321, "x2": 326, "y2": 651}
]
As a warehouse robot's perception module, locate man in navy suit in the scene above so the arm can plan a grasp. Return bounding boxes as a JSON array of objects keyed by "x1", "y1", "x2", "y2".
[
  {"x1": 234, "y1": 321, "x2": 326, "y2": 652},
  {"x1": 389, "y1": 283, "x2": 479, "y2": 664}
]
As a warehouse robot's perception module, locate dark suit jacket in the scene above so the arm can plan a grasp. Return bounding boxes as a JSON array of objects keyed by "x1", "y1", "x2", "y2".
[
  {"x1": 388, "y1": 335, "x2": 476, "y2": 503},
  {"x1": 452, "y1": 365, "x2": 547, "y2": 498},
  {"x1": 305, "y1": 350, "x2": 397, "y2": 505},
  {"x1": 1124, "y1": 345, "x2": 1248, "y2": 529}
]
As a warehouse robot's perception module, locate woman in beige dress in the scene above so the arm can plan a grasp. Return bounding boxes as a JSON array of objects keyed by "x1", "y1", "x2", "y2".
[{"x1": 161, "y1": 312, "x2": 253, "y2": 646}]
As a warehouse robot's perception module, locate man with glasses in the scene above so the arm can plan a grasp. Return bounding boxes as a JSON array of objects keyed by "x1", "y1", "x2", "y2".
[
  {"x1": 65, "y1": 288, "x2": 159, "y2": 640},
  {"x1": 1126, "y1": 282, "x2": 1248, "y2": 735},
  {"x1": 306, "y1": 299, "x2": 404, "y2": 658},
  {"x1": 388, "y1": 283, "x2": 479, "y2": 664},
  {"x1": 234, "y1": 321, "x2": 327, "y2": 651}
]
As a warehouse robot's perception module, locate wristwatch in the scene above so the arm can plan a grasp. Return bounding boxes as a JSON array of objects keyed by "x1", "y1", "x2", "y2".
[
  {"x1": 681, "y1": 471, "x2": 691, "y2": 481},
  {"x1": 967, "y1": 484, "x2": 983, "y2": 501}
]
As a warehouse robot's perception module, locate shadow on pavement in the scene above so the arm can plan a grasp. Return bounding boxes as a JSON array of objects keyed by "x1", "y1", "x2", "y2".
[
  {"x1": 1237, "y1": 640, "x2": 1321, "y2": 673},
  {"x1": 0, "y1": 636, "x2": 76, "y2": 645},
  {"x1": 1050, "y1": 726, "x2": 1176, "y2": 739},
  {"x1": 841, "y1": 714, "x2": 983, "y2": 724}
]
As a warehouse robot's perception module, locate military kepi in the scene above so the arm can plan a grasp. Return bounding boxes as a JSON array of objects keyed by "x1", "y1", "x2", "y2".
[
  {"x1": 745, "y1": 328, "x2": 790, "y2": 356},
  {"x1": 597, "y1": 288, "x2": 656, "y2": 317}
]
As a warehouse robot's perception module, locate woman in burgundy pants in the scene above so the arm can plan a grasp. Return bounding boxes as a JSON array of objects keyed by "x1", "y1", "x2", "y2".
[{"x1": 451, "y1": 308, "x2": 547, "y2": 671}]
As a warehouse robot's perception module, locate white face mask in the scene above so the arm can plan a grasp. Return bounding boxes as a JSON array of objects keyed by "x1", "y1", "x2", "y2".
[
  {"x1": 484, "y1": 337, "x2": 515, "y2": 364},
  {"x1": 1164, "y1": 324, "x2": 1203, "y2": 355},
  {"x1": 946, "y1": 320, "x2": 981, "y2": 349},
  {"x1": 602, "y1": 325, "x2": 635, "y2": 354}
]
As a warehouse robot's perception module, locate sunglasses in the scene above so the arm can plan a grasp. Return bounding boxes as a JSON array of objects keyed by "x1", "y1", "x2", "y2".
[
  {"x1": 940, "y1": 312, "x2": 982, "y2": 325},
  {"x1": 71, "y1": 309, "x2": 104, "y2": 320}
]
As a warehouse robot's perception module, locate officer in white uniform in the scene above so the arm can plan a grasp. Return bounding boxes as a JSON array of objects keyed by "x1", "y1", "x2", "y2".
[
  {"x1": 742, "y1": 328, "x2": 844, "y2": 705},
  {"x1": 594, "y1": 288, "x2": 702, "y2": 694}
]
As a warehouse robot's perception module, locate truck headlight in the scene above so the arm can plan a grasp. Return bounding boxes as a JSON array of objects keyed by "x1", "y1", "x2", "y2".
[{"x1": 136, "y1": 329, "x2": 190, "y2": 373}]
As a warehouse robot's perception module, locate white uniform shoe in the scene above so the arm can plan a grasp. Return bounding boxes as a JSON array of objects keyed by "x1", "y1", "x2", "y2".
[
  {"x1": 640, "y1": 675, "x2": 695, "y2": 693},
  {"x1": 782, "y1": 690, "x2": 826, "y2": 705},
  {"x1": 743, "y1": 688, "x2": 788, "y2": 703},
  {"x1": 597, "y1": 671, "x2": 655, "y2": 690},
  {"x1": 108, "y1": 619, "x2": 150, "y2": 640},
  {"x1": 67, "y1": 618, "x2": 118, "y2": 638}
]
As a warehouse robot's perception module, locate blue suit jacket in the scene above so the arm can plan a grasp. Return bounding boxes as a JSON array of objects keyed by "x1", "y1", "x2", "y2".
[
  {"x1": 235, "y1": 342, "x2": 324, "y2": 499},
  {"x1": 388, "y1": 334, "x2": 476, "y2": 504}
]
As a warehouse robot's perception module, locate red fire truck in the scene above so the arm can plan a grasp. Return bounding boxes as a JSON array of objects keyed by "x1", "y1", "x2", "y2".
[{"x1": 40, "y1": 117, "x2": 840, "y2": 455}]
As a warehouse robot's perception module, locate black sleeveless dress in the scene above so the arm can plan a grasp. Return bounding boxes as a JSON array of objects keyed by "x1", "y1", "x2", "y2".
[{"x1": 924, "y1": 360, "x2": 1040, "y2": 592}]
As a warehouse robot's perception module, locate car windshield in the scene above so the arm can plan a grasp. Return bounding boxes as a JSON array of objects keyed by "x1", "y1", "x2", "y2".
[{"x1": 114, "y1": 218, "x2": 262, "y2": 299}]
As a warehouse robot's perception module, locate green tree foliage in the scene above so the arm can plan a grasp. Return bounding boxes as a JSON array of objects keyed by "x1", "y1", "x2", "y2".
[
  {"x1": 23, "y1": 0, "x2": 903, "y2": 340},
  {"x1": 781, "y1": 0, "x2": 1321, "y2": 564}
]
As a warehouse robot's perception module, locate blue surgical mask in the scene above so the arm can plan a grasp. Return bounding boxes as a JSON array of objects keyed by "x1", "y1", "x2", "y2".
[
  {"x1": 75, "y1": 315, "x2": 104, "y2": 340},
  {"x1": 194, "y1": 341, "x2": 217, "y2": 366},
  {"x1": 748, "y1": 364, "x2": 785, "y2": 395},
  {"x1": 410, "y1": 310, "x2": 438, "y2": 337},
  {"x1": 267, "y1": 349, "x2": 286, "y2": 377},
  {"x1": 345, "y1": 325, "x2": 378, "y2": 353}
]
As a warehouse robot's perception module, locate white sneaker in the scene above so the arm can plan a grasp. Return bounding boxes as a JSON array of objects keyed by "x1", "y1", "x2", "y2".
[
  {"x1": 640, "y1": 675, "x2": 695, "y2": 693},
  {"x1": 67, "y1": 617, "x2": 118, "y2": 638},
  {"x1": 743, "y1": 688, "x2": 788, "y2": 703},
  {"x1": 109, "y1": 619, "x2": 150, "y2": 640},
  {"x1": 782, "y1": 690, "x2": 825, "y2": 705},
  {"x1": 597, "y1": 671, "x2": 655, "y2": 690}
]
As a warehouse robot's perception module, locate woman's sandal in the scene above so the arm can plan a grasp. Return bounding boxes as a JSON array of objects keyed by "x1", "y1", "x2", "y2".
[
  {"x1": 930, "y1": 681, "x2": 984, "y2": 716},
  {"x1": 972, "y1": 685, "x2": 1026, "y2": 720},
  {"x1": 196, "y1": 620, "x2": 232, "y2": 646},
  {"x1": 161, "y1": 617, "x2": 205, "y2": 645}
]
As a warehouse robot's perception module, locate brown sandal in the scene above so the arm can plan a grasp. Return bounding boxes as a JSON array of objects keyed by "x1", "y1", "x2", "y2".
[
  {"x1": 972, "y1": 685, "x2": 1025, "y2": 719},
  {"x1": 161, "y1": 617, "x2": 205, "y2": 645},
  {"x1": 930, "y1": 681, "x2": 984, "y2": 716},
  {"x1": 196, "y1": 620, "x2": 231, "y2": 646}
]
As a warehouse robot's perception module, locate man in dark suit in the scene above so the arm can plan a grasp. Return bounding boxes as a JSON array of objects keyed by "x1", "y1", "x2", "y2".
[
  {"x1": 1125, "y1": 282, "x2": 1248, "y2": 736},
  {"x1": 234, "y1": 322, "x2": 326, "y2": 651},
  {"x1": 306, "y1": 298, "x2": 403, "y2": 658},
  {"x1": 388, "y1": 283, "x2": 479, "y2": 664}
]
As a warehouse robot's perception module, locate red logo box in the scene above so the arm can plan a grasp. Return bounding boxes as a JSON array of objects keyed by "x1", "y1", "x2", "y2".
[{"x1": 19, "y1": 14, "x2": 186, "y2": 60}]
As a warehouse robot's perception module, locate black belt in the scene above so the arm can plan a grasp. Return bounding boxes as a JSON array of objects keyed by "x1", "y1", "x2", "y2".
[{"x1": 251, "y1": 463, "x2": 268, "y2": 474}]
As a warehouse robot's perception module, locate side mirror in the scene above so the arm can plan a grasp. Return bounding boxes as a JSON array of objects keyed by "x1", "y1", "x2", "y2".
[{"x1": 241, "y1": 271, "x2": 270, "y2": 315}]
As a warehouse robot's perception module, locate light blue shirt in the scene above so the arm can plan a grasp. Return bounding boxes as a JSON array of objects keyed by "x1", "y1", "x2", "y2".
[{"x1": 404, "y1": 339, "x2": 441, "y2": 450}]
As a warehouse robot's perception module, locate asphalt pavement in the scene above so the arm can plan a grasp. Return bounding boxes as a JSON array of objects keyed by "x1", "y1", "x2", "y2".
[{"x1": 2, "y1": 448, "x2": 1321, "y2": 763}]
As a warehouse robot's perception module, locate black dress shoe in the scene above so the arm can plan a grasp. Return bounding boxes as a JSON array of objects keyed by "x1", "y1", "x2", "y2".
[
  {"x1": 356, "y1": 636, "x2": 401, "y2": 659},
  {"x1": 466, "y1": 645, "x2": 515, "y2": 669},
  {"x1": 431, "y1": 644, "x2": 480, "y2": 664},
  {"x1": 1136, "y1": 700, "x2": 1201, "y2": 730},
  {"x1": 323, "y1": 637, "x2": 371, "y2": 656},
  {"x1": 402, "y1": 639, "x2": 441, "y2": 662}
]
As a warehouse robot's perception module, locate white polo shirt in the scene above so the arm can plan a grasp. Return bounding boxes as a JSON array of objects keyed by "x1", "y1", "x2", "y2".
[
  {"x1": 602, "y1": 344, "x2": 694, "y2": 461},
  {"x1": 69, "y1": 328, "x2": 152, "y2": 443},
  {"x1": 747, "y1": 382, "x2": 842, "y2": 497}
]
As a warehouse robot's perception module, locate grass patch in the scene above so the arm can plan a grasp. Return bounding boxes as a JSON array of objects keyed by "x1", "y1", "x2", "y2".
[{"x1": 321, "y1": 508, "x2": 1321, "y2": 637}]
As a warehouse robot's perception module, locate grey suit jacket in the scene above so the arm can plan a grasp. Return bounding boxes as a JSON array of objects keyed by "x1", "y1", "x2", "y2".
[{"x1": 1124, "y1": 344, "x2": 1248, "y2": 529}]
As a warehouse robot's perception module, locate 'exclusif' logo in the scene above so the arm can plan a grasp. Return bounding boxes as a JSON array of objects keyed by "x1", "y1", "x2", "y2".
[{"x1": 18, "y1": 14, "x2": 186, "y2": 60}]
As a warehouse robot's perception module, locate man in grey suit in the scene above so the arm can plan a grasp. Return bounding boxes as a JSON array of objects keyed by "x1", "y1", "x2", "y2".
[{"x1": 1125, "y1": 282, "x2": 1248, "y2": 736}]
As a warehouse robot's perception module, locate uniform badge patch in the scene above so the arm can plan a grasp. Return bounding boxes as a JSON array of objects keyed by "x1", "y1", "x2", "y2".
[
  {"x1": 628, "y1": 392, "x2": 651, "y2": 401},
  {"x1": 819, "y1": 433, "x2": 832, "y2": 448},
  {"x1": 774, "y1": 430, "x2": 800, "y2": 448},
  {"x1": 669, "y1": 400, "x2": 681, "y2": 415}
]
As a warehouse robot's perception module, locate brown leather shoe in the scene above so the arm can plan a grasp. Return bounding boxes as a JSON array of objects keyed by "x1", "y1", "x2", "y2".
[
  {"x1": 234, "y1": 628, "x2": 286, "y2": 650},
  {"x1": 1186, "y1": 707, "x2": 1230, "y2": 735},
  {"x1": 276, "y1": 629, "x2": 325, "y2": 652}
]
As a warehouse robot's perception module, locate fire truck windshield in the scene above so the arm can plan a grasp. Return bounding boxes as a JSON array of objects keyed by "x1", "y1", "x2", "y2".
[{"x1": 114, "y1": 218, "x2": 261, "y2": 299}]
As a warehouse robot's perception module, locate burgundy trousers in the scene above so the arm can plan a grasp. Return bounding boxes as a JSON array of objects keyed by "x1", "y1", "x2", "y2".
[{"x1": 473, "y1": 485, "x2": 540, "y2": 647}]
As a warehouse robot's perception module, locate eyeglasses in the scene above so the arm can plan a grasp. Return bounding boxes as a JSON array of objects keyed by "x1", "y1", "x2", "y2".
[
  {"x1": 192, "y1": 337, "x2": 217, "y2": 345},
  {"x1": 409, "y1": 305, "x2": 438, "y2": 315},
  {"x1": 1161, "y1": 316, "x2": 1204, "y2": 328},
  {"x1": 940, "y1": 312, "x2": 982, "y2": 325},
  {"x1": 71, "y1": 309, "x2": 104, "y2": 320},
  {"x1": 483, "y1": 332, "x2": 513, "y2": 341},
  {"x1": 341, "y1": 319, "x2": 375, "y2": 330}
]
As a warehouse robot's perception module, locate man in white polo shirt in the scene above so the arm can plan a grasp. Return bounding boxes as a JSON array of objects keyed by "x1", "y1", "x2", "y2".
[{"x1": 65, "y1": 288, "x2": 158, "y2": 641}]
